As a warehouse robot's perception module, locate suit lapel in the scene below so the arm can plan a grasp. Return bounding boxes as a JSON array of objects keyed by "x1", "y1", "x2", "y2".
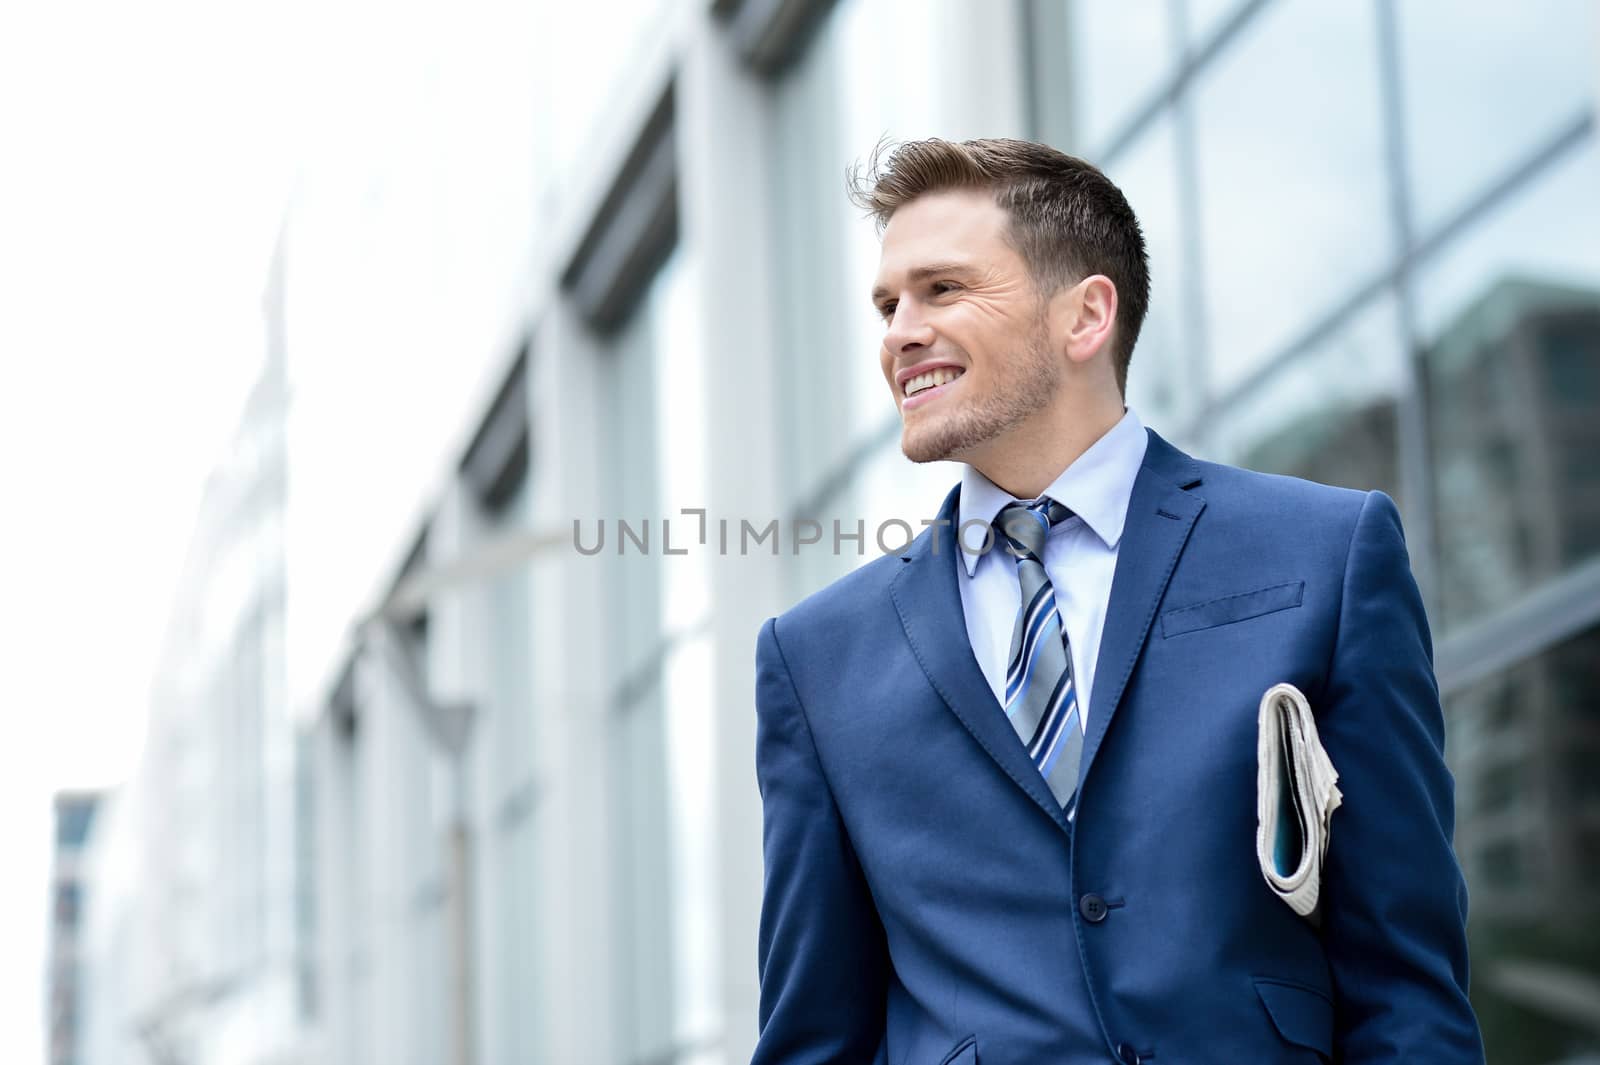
[
  {"x1": 1078, "y1": 429, "x2": 1205, "y2": 791},
  {"x1": 888, "y1": 429, "x2": 1206, "y2": 834},
  {"x1": 889, "y1": 484, "x2": 1073, "y2": 834}
]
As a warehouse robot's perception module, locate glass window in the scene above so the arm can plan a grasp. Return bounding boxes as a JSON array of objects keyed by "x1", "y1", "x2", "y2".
[
  {"x1": 597, "y1": 243, "x2": 719, "y2": 1061},
  {"x1": 601, "y1": 290, "x2": 665, "y2": 682},
  {"x1": 485, "y1": 474, "x2": 537, "y2": 792},
  {"x1": 599, "y1": 247, "x2": 703, "y2": 663},
  {"x1": 769, "y1": 40, "x2": 868, "y2": 511},
  {"x1": 536, "y1": 0, "x2": 673, "y2": 202},
  {"x1": 56, "y1": 882, "x2": 81, "y2": 924},
  {"x1": 1063, "y1": 0, "x2": 1179, "y2": 155},
  {"x1": 1206, "y1": 290, "x2": 1405, "y2": 505},
  {"x1": 1416, "y1": 140, "x2": 1600, "y2": 631},
  {"x1": 660, "y1": 631, "x2": 719, "y2": 1046},
  {"x1": 601, "y1": 250, "x2": 700, "y2": 1063},
  {"x1": 769, "y1": 0, "x2": 1020, "y2": 515},
  {"x1": 612, "y1": 678, "x2": 675, "y2": 1062},
  {"x1": 1104, "y1": 116, "x2": 1199, "y2": 429},
  {"x1": 1396, "y1": 0, "x2": 1597, "y2": 236},
  {"x1": 1190, "y1": 0, "x2": 1393, "y2": 393},
  {"x1": 642, "y1": 248, "x2": 721, "y2": 1052},
  {"x1": 1446, "y1": 624, "x2": 1600, "y2": 1065},
  {"x1": 649, "y1": 253, "x2": 712, "y2": 632},
  {"x1": 1184, "y1": 0, "x2": 1253, "y2": 48},
  {"x1": 480, "y1": 470, "x2": 545, "y2": 1064},
  {"x1": 55, "y1": 800, "x2": 97, "y2": 848}
]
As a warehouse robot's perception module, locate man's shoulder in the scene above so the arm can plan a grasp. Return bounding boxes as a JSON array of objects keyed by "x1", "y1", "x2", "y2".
[
  {"x1": 1148, "y1": 426, "x2": 1375, "y2": 530},
  {"x1": 1191, "y1": 455, "x2": 1373, "y2": 525},
  {"x1": 1175, "y1": 455, "x2": 1395, "y2": 571}
]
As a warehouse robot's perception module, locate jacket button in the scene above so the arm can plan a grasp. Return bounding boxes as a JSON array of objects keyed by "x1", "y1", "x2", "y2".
[
  {"x1": 1115, "y1": 1043, "x2": 1140, "y2": 1065},
  {"x1": 1080, "y1": 893, "x2": 1109, "y2": 923}
]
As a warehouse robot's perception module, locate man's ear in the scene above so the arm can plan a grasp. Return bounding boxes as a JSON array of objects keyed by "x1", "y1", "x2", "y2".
[{"x1": 1052, "y1": 275, "x2": 1119, "y2": 367}]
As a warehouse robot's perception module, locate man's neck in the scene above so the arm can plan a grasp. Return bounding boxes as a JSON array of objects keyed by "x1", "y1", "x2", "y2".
[{"x1": 965, "y1": 402, "x2": 1127, "y2": 500}]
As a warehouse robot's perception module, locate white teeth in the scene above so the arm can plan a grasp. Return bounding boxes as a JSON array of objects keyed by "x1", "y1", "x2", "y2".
[{"x1": 905, "y1": 368, "x2": 963, "y2": 396}]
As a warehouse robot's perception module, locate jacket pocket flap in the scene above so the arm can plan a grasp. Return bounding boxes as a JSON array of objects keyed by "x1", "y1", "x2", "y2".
[
  {"x1": 1161, "y1": 580, "x2": 1305, "y2": 637},
  {"x1": 937, "y1": 1035, "x2": 977, "y2": 1065},
  {"x1": 1254, "y1": 977, "x2": 1333, "y2": 1056}
]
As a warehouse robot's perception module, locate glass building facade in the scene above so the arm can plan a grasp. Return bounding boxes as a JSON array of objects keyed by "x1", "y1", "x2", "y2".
[
  {"x1": 1029, "y1": 5, "x2": 1600, "y2": 1060},
  {"x1": 77, "y1": 335, "x2": 309, "y2": 1065}
]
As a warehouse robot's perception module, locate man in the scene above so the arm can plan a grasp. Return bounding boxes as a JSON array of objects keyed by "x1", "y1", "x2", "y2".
[{"x1": 751, "y1": 138, "x2": 1483, "y2": 1064}]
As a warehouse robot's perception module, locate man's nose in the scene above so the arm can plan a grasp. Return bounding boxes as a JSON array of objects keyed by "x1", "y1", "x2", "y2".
[{"x1": 884, "y1": 301, "x2": 935, "y2": 355}]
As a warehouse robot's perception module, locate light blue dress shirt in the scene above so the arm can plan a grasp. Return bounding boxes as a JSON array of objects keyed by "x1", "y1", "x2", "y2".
[{"x1": 955, "y1": 406, "x2": 1149, "y2": 729}]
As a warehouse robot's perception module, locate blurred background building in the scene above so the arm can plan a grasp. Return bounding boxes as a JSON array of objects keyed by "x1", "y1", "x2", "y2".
[
  {"x1": 49, "y1": 793, "x2": 101, "y2": 1065},
  {"x1": 75, "y1": 245, "x2": 308, "y2": 1065},
  {"x1": 65, "y1": 1, "x2": 1600, "y2": 1063}
]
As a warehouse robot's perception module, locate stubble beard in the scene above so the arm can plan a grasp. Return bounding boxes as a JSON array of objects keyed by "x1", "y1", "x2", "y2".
[{"x1": 900, "y1": 329, "x2": 1061, "y2": 464}]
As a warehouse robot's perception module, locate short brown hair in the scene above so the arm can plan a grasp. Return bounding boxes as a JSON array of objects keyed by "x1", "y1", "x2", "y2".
[{"x1": 847, "y1": 137, "x2": 1150, "y2": 396}]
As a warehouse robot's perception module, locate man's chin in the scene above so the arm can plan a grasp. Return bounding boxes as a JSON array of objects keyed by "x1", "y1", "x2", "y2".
[{"x1": 900, "y1": 419, "x2": 983, "y2": 465}]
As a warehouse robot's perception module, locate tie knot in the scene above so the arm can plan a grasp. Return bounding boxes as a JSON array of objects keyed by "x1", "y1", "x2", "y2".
[{"x1": 996, "y1": 498, "x2": 1073, "y2": 559}]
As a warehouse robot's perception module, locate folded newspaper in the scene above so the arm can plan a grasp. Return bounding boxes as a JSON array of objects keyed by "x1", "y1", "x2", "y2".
[{"x1": 1256, "y1": 682, "x2": 1342, "y2": 919}]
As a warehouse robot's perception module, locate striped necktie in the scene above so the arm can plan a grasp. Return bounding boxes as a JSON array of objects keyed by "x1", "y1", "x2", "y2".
[{"x1": 996, "y1": 498, "x2": 1084, "y2": 810}]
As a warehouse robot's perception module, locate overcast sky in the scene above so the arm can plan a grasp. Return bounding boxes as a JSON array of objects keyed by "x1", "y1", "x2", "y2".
[{"x1": 0, "y1": 0, "x2": 307, "y2": 1056}]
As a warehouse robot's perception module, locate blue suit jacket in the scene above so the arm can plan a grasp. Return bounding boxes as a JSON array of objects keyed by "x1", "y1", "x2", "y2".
[{"x1": 752, "y1": 428, "x2": 1483, "y2": 1064}]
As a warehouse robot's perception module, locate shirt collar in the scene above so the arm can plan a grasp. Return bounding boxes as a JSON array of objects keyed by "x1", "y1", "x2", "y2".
[{"x1": 957, "y1": 406, "x2": 1149, "y2": 577}]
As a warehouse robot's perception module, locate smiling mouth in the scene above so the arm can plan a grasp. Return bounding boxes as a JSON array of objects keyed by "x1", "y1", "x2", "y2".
[{"x1": 903, "y1": 366, "x2": 965, "y2": 398}]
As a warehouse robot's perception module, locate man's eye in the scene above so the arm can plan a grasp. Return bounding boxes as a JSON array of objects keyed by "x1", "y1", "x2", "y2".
[
  {"x1": 931, "y1": 281, "x2": 959, "y2": 295},
  {"x1": 878, "y1": 302, "x2": 897, "y2": 321}
]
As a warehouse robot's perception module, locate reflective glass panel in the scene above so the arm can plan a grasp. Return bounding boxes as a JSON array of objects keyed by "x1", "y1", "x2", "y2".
[
  {"x1": 1184, "y1": 0, "x2": 1253, "y2": 47},
  {"x1": 1064, "y1": 0, "x2": 1178, "y2": 154},
  {"x1": 660, "y1": 631, "x2": 719, "y2": 1044},
  {"x1": 602, "y1": 251, "x2": 698, "y2": 1062},
  {"x1": 612, "y1": 678, "x2": 674, "y2": 1062},
  {"x1": 649, "y1": 252, "x2": 711, "y2": 632},
  {"x1": 770, "y1": 0, "x2": 1020, "y2": 514},
  {"x1": 1207, "y1": 289, "x2": 1405, "y2": 507},
  {"x1": 1417, "y1": 140, "x2": 1600, "y2": 631},
  {"x1": 1105, "y1": 116, "x2": 1199, "y2": 429},
  {"x1": 480, "y1": 471, "x2": 545, "y2": 1065},
  {"x1": 1447, "y1": 624, "x2": 1600, "y2": 1065},
  {"x1": 602, "y1": 272, "x2": 664, "y2": 681},
  {"x1": 1190, "y1": 0, "x2": 1392, "y2": 393},
  {"x1": 1397, "y1": 0, "x2": 1597, "y2": 236}
]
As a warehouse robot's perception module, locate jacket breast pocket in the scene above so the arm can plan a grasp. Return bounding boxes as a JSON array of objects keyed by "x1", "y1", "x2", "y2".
[{"x1": 1160, "y1": 580, "x2": 1305, "y2": 638}]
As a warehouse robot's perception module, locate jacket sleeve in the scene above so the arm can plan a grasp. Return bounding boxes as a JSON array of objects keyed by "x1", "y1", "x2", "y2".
[
  {"x1": 1319, "y1": 490, "x2": 1485, "y2": 1062},
  {"x1": 751, "y1": 616, "x2": 889, "y2": 1065}
]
